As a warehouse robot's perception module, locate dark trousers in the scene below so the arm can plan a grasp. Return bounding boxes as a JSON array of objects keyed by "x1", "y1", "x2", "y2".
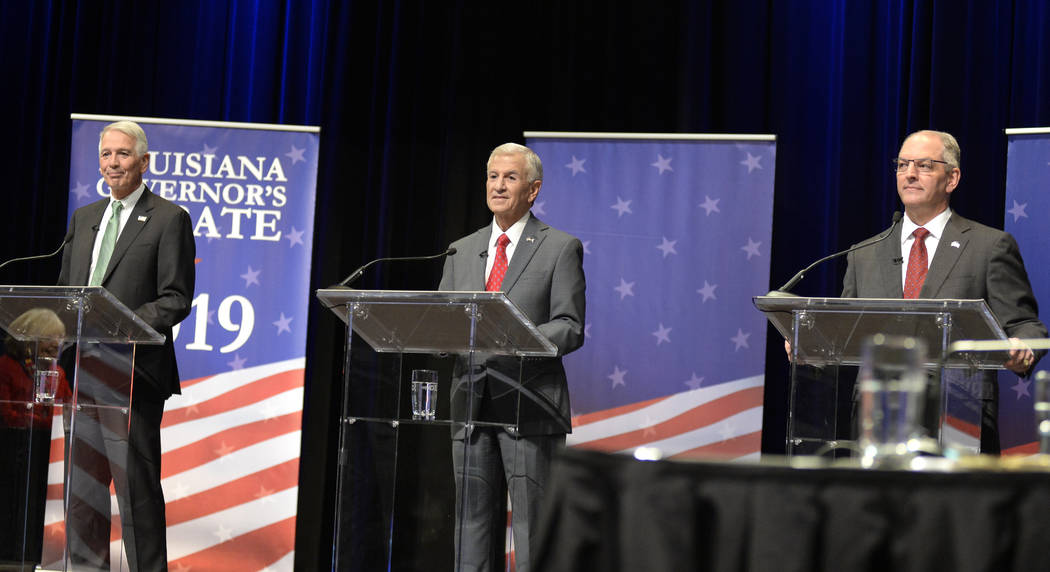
[
  {"x1": 452, "y1": 427, "x2": 563, "y2": 572},
  {"x1": 66, "y1": 395, "x2": 167, "y2": 571}
]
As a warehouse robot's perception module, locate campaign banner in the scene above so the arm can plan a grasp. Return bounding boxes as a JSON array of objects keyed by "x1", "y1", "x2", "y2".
[
  {"x1": 526, "y1": 133, "x2": 775, "y2": 460},
  {"x1": 50, "y1": 114, "x2": 319, "y2": 570},
  {"x1": 1002, "y1": 129, "x2": 1050, "y2": 455}
]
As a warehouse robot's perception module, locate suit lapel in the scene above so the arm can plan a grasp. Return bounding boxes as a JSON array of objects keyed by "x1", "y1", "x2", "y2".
[
  {"x1": 500, "y1": 216, "x2": 547, "y2": 293},
  {"x1": 72, "y1": 200, "x2": 110, "y2": 285},
  {"x1": 101, "y1": 189, "x2": 155, "y2": 285},
  {"x1": 874, "y1": 224, "x2": 905, "y2": 297},
  {"x1": 920, "y1": 214, "x2": 969, "y2": 298},
  {"x1": 468, "y1": 227, "x2": 490, "y2": 290}
]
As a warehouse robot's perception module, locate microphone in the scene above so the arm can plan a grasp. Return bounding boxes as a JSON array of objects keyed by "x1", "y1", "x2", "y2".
[
  {"x1": 766, "y1": 211, "x2": 903, "y2": 297},
  {"x1": 892, "y1": 257, "x2": 904, "y2": 265},
  {"x1": 333, "y1": 247, "x2": 457, "y2": 288},
  {"x1": 0, "y1": 231, "x2": 74, "y2": 273}
]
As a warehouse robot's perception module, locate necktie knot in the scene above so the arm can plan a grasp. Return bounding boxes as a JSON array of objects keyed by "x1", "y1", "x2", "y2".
[
  {"x1": 913, "y1": 227, "x2": 930, "y2": 241},
  {"x1": 497, "y1": 233, "x2": 510, "y2": 248}
]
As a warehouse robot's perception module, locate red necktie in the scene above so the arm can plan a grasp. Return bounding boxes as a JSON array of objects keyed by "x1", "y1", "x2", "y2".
[
  {"x1": 486, "y1": 233, "x2": 511, "y2": 291},
  {"x1": 903, "y1": 227, "x2": 931, "y2": 299}
]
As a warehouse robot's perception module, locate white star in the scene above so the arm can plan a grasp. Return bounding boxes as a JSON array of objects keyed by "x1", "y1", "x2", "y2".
[
  {"x1": 651, "y1": 154, "x2": 673, "y2": 174},
  {"x1": 608, "y1": 365, "x2": 627, "y2": 388},
  {"x1": 71, "y1": 181, "x2": 90, "y2": 201},
  {"x1": 1012, "y1": 377, "x2": 1031, "y2": 399},
  {"x1": 740, "y1": 152, "x2": 762, "y2": 173},
  {"x1": 240, "y1": 266, "x2": 261, "y2": 287},
  {"x1": 699, "y1": 195, "x2": 720, "y2": 215},
  {"x1": 273, "y1": 313, "x2": 293, "y2": 335},
  {"x1": 532, "y1": 200, "x2": 546, "y2": 216},
  {"x1": 611, "y1": 197, "x2": 633, "y2": 217},
  {"x1": 741, "y1": 238, "x2": 762, "y2": 260},
  {"x1": 202, "y1": 143, "x2": 218, "y2": 156},
  {"x1": 697, "y1": 280, "x2": 717, "y2": 302},
  {"x1": 614, "y1": 277, "x2": 635, "y2": 300},
  {"x1": 718, "y1": 419, "x2": 737, "y2": 441},
  {"x1": 652, "y1": 323, "x2": 672, "y2": 345},
  {"x1": 731, "y1": 329, "x2": 751, "y2": 351},
  {"x1": 565, "y1": 155, "x2": 587, "y2": 176},
  {"x1": 170, "y1": 480, "x2": 190, "y2": 500},
  {"x1": 1007, "y1": 200, "x2": 1028, "y2": 222},
  {"x1": 684, "y1": 372, "x2": 704, "y2": 390},
  {"x1": 285, "y1": 144, "x2": 306, "y2": 164},
  {"x1": 655, "y1": 237, "x2": 677, "y2": 257},
  {"x1": 582, "y1": 240, "x2": 592, "y2": 255},
  {"x1": 284, "y1": 227, "x2": 305, "y2": 247},
  {"x1": 214, "y1": 523, "x2": 234, "y2": 543},
  {"x1": 640, "y1": 415, "x2": 658, "y2": 437},
  {"x1": 227, "y1": 354, "x2": 247, "y2": 370}
]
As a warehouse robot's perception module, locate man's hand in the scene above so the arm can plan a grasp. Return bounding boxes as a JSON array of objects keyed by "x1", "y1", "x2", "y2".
[
  {"x1": 1003, "y1": 337, "x2": 1035, "y2": 374},
  {"x1": 784, "y1": 339, "x2": 793, "y2": 362}
]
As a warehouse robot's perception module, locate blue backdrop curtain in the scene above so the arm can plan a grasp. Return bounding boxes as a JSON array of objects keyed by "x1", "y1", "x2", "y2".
[{"x1": 3, "y1": 1, "x2": 1050, "y2": 568}]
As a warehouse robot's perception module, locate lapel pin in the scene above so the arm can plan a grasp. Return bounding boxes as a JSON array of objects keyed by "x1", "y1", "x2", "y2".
[
  {"x1": 138, "y1": 216, "x2": 148, "y2": 222},
  {"x1": 950, "y1": 241, "x2": 960, "y2": 248},
  {"x1": 525, "y1": 236, "x2": 535, "y2": 243}
]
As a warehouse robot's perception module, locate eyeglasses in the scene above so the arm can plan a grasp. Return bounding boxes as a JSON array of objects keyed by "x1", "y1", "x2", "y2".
[{"x1": 892, "y1": 158, "x2": 950, "y2": 173}]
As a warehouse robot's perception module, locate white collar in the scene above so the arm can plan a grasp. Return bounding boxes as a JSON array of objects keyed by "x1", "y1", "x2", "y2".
[
  {"x1": 490, "y1": 212, "x2": 531, "y2": 246},
  {"x1": 901, "y1": 207, "x2": 951, "y2": 242}
]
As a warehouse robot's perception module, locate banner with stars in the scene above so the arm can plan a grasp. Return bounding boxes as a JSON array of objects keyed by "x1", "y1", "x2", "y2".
[
  {"x1": 53, "y1": 115, "x2": 319, "y2": 570},
  {"x1": 526, "y1": 133, "x2": 775, "y2": 460},
  {"x1": 1002, "y1": 129, "x2": 1050, "y2": 455}
]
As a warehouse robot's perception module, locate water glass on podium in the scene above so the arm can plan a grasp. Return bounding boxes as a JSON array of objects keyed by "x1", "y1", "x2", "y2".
[
  {"x1": 858, "y1": 334, "x2": 927, "y2": 464},
  {"x1": 34, "y1": 356, "x2": 60, "y2": 403},
  {"x1": 411, "y1": 369, "x2": 438, "y2": 420}
]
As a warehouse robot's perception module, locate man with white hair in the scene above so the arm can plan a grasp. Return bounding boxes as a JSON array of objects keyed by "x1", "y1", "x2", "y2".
[
  {"x1": 59, "y1": 120, "x2": 195, "y2": 570},
  {"x1": 440, "y1": 142, "x2": 586, "y2": 571}
]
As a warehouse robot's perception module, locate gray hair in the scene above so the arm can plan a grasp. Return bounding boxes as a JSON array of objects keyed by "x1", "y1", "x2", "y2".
[
  {"x1": 487, "y1": 143, "x2": 543, "y2": 183},
  {"x1": 905, "y1": 129, "x2": 960, "y2": 170},
  {"x1": 4, "y1": 308, "x2": 66, "y2": 358},
  {"x1": 99, "y1": 120, "x2": 149, "y2": 157}
]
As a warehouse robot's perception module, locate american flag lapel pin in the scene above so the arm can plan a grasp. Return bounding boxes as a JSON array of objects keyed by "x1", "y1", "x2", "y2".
[
  {"x1": 950, "y1": 241, "x2": 960, "y2": 248},
  {"x1": 138, "y1": 215, "x2": 149, "y2": 222},
  {"x1": 525, "y1": 236, "x2": 535, "y2": 243}
]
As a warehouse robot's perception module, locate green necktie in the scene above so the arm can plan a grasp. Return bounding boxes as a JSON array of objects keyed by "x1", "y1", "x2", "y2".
[{"x1": 89, "y1": 201, "x2": 123, "y2": 286}]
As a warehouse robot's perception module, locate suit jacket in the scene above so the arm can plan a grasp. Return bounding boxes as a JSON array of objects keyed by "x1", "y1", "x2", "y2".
[
  {"x1": 439, "y1": 215, "x2": 586, "y2": 436},
  {"x1": 842, "y1": 212, "x2": 1047, "y2": 363},
  {"x1": 58, "y1": 187, "x2": 196, "y2": 400}
]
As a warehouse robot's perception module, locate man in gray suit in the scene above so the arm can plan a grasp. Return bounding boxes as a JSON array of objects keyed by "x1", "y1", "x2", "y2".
[
  {"x1": 59, "y1": 120, "x2": 195, "y2": 570},
  {"x1": 842, "y1": 129, "x2": 1046, "y2": 452},
  {"x1": 439, "y1": 143, "x2": 585, "y2": 571}
]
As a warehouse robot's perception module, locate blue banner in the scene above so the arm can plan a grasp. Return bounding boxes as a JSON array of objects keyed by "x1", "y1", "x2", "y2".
[
  {"x1": 527, "y1": 134, "x2": 775, "y2": 459},
  {"x1": 1003, "y1": 130, "x2": 1050, "y2": 455}
]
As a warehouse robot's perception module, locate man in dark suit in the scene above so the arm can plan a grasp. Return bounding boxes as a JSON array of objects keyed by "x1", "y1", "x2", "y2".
[
  {"x1": 439, "y1": 143, "x2": 585, "y2": 572},
  {"x1": 842, "y1": 129, "x2": 1046, "y2": 453},
  {"x1": 58, "y1": 120, "x2": 195, "y2": 570}
]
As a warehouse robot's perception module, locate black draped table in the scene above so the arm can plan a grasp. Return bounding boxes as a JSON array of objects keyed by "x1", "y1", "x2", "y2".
[{"x1": 534, "y1": 447, "x2": 1050, "y2": 572}]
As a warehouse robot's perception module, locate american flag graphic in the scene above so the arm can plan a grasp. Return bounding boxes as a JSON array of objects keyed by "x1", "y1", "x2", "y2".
[
  {"x1": 526, "y1": 133, "x2": 776, "y2": 461},
  {"x1": 41, "y1": 359, "x2": 304, "y2": 570}
]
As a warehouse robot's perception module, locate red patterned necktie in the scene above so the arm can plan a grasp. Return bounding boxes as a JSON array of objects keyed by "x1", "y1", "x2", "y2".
[
  {"x1": 903, "y1": 227, "x2": 931, "y2": 299},
  {"x1": 486, "y1": 233, "x2": 511, "y2": 291}
]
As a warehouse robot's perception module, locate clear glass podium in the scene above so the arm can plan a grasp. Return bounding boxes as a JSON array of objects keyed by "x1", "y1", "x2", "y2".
[
  {"x1": 315, "y1": 289, "x2": 558, "y2": 571},
  {"x1": 754, "y1": 296, "x2": 1008, "y2": 455},
  {"x1": 0, "y1": 285, "x2": 163, "y2": 571}
]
